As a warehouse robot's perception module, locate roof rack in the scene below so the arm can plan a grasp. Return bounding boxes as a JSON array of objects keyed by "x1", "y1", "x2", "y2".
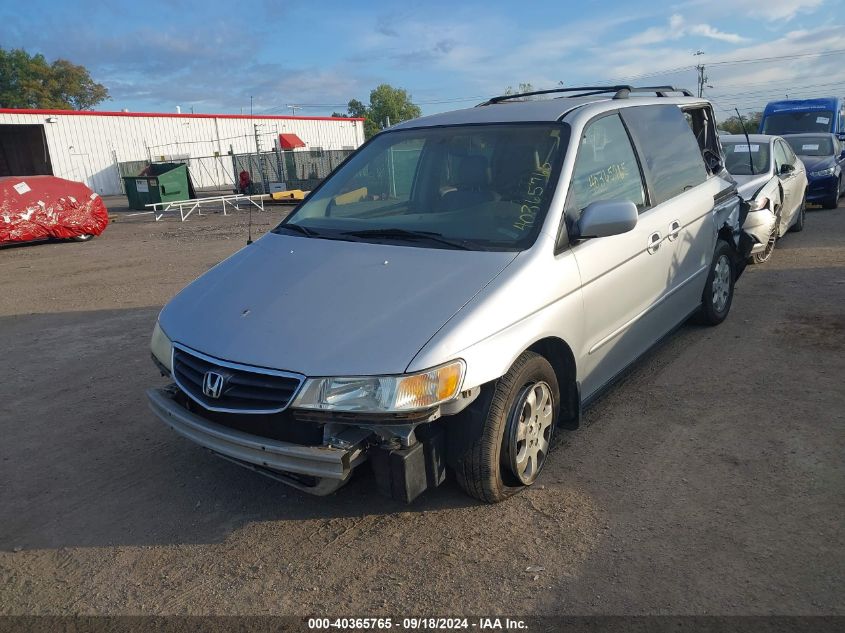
[{"x1": 477, "y1": 85, "x2": 694, "y2": 106}]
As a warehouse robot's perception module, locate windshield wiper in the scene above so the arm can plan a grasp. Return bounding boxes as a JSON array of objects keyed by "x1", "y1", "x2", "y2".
[
  {"x1": 340, "y1": 228, "x2": 474, "y2": 250},
  {"x1": 275, "y1": 223, "x2": 320, "y2": 237}
]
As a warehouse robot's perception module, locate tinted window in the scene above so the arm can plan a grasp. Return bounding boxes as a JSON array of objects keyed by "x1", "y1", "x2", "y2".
[
  {"x1": 783, "y1": 135, "x2": 835, "y2": 157},
  {"x1": 565, "y1": 114, "x2": 646, "y2": 223},
  {"x1": 762, "y1": 111, "x2": 834, "y2": 134},
  {"x1": 622, "y1": 105, "x2": 708, "y2": 205},
  {"x1": 723, "y1": 141, "x2": 771, "y2": 176}
]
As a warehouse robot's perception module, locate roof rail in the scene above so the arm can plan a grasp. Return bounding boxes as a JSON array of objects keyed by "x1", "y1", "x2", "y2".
[
  {"x1": 613, "y1": 86, "x2": 695, "y2": 99},
  {"x1": 477, "y1": 85, "x2": 694, "y2": 106}
]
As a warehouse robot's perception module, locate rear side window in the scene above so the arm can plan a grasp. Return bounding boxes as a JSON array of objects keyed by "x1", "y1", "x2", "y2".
[
  {"x1": 622, "y1": 105, "x2": 708, "y2": 205},
  {"x1": 565, "y1": 113, "x2": 646, "y2": 223}
]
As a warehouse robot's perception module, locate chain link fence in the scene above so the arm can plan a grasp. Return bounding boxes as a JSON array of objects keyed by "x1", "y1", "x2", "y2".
[
  {"x1": 231, "y1": 149, "x2": 354, "y2": 194},
  {"x1": 118, "y1": 148, "x2": 354, "y2": 197}
]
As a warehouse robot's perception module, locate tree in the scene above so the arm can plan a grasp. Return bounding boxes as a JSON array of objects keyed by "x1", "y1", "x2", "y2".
[
  {"x1": 717, "y1": 111, "x2": 763, "y2": 135},
  {"x1": 504, "y1": 82, "x2": 536, "y2": 96},
  {"x1": 0, "y1": 47, "x2": 109, "y2": 110},
  {"x1": 334, "y1": 84, "x2": 422, "y2": 138}
]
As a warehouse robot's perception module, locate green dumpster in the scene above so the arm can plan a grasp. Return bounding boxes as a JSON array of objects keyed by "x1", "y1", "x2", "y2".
[{"x1": 122, "y1": 163, "x2": 196, "y2": 210}]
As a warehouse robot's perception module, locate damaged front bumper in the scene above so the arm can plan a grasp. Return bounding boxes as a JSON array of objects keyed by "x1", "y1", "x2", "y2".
[
  {"x1": 147, "y1": 385, "x2": 450, "y2": 501},
  {"x1": 147, "y1": 386, "x2": 369, "y2": 495},
  {"x1": 742, "y1": 208, "x2": 776, "y2": 254}
]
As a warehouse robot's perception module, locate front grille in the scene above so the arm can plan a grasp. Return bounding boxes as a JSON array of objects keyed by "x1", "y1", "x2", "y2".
[{"x1": 172, "y1": 345, "x2": 303, "y2": 414}]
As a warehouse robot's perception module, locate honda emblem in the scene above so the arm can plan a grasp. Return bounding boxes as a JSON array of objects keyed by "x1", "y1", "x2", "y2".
[{"x1": 202, "y1": 371, "x2": 225, "y2": 399}]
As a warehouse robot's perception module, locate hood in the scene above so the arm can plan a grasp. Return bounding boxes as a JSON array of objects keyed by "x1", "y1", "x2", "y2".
[
  {"x1": 800, "y1": 155, "x2": 836, "y2": 174},
  {"x1": 159, "y1": 233, "x2": 518, "y2": 376},
  {"x1": 733, "y1": 174, "x2": 773, "y2": 200}
]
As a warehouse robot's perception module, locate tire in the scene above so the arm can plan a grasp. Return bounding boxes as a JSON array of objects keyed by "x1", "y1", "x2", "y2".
[
  {"x1": 454, "y1": 351, "x2": 560, "y2": 503},
  {"x1": 822, "y1": 194, "x2": 838, "y2": 209},
  {"x1": 790, "y1": 193, "x2": 806, "y2": 233},
  {"x1": 71, "y1": 234, "x2": 93, "y2": 242},
  {"x1": 698, "y1": 239, "x2": 735, "y2": 326},
  {"x1": 749, "y1": 207, "x2": 779, "y2": 265}
]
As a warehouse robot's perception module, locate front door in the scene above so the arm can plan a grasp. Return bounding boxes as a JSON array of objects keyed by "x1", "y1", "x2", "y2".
[
  {"x1": 564, "y1": 113, "x2": 674, "y2": 399},
  {"x1": 774, "y1": 139, "x2": 800, "y2": 227}
]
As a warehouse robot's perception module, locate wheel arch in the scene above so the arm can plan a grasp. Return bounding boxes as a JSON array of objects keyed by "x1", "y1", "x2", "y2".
[{"x1": 526, "y1": 337, "x2": 581, "y2": 429}]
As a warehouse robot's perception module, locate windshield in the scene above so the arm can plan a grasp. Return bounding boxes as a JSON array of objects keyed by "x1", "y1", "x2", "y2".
[
  {"x1": 761, "y1": 111, "x2": 834, "y2": 134},
  {"x1": 275, "y1": 124, "x2": 568, "y2": 251},
  {"x1": 784, "y1": 135, "x2": 835, "y2": 157},
  {"x1": 722, "y1": 141, "x2": 771, "y2": 175}
]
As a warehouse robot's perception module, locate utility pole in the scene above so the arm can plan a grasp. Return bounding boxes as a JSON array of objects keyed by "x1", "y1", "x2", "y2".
[
  {"x1": 287, "y1": 104, "x2": 302, "y2": 115},
  {"x1": 694, "y1": 50, "x2": 707, "y2": 98}
]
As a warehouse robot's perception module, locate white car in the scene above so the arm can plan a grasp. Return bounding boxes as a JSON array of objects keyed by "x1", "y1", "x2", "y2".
[{"x1": 722, "y1": 134, "x2": 808, "y2": 263}]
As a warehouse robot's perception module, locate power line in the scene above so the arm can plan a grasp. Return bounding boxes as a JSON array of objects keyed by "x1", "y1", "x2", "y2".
[
  {"x1": 707, "y1": 48, "x2": 845, "y2": 67},
  {"x1": 711, "y1": 85, "x2": 845, "y2": 108},
  {"x1": 709, "y1": 80, "x2": 845, "y2": 101}
]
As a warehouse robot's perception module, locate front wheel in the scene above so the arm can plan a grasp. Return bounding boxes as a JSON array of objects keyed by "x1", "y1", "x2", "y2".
[
  {"x1": 823, "y1": 180, "x2": 839, "y2": 209},
  {"x1": 750, "y1": 207, "x2": 779, "y2": 265},
  {"x1": 698, "y1": 240, "x2": 735, "y2": 326},
  {"x1": 454, "y1": 351, "x2": 560, "y2": 503},
  {"x1": 790, "y1": 193, "x2": 806, "y2": 233}
]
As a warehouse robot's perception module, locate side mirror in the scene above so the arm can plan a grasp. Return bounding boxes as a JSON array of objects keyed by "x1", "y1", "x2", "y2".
[
  {"x1": 577, "y1": 200, "x2": 638, "y2": 239},
  {"x1": 780, "y1": 163, "x2": 794, "y2": 175}
]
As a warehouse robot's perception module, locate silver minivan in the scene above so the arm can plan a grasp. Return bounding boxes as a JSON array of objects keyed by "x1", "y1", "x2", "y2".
[{"x1": 148, "y1": 86, "x2": 750, "y2": 503}]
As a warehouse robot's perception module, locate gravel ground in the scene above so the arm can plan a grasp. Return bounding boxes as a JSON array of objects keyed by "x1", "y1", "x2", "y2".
[{"x1": 0, "y1": 201, "x2": 843, "y2": 616}]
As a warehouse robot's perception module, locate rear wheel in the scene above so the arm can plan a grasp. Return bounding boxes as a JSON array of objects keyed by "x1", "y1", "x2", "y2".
[
  {"x1": 454, "y1": 351, "x2": 559, "y2": 503},
  {"x1": 698, "y1": 240, "x2": 734, "y2": 326}
]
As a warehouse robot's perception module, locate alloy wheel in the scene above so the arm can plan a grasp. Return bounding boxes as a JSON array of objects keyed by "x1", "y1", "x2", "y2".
[
  {"x1": 507, "y1": 381, "x2": 554, "y2": 485},
  {"x1": 712, "y1": 254, "x2": 731, "y2": 313}
]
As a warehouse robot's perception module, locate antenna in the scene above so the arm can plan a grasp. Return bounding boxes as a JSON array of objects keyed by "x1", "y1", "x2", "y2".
[
  {"x1": 736, "y1": 107, "x2": 755, "y2": 176},
  {"x1": 247, "y1": 202, "x2": 253, "y2": 245}
]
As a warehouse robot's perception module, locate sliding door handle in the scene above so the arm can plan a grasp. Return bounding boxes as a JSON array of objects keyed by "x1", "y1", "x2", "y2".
[
  {"x1": 647, "y1": 231, "x2": 662, "y2": 254},
  {"x1": 668, "y1": 220, "x2": 681, "y2": 241}
]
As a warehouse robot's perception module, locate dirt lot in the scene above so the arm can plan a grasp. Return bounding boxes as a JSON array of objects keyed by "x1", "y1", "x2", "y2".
[{"x1": 1, "y1": 200, "x2": 843, "y2": 616}]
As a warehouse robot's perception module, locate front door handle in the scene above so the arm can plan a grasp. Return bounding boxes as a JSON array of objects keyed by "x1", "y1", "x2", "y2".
[
  {"x1": 647, "y1": 231, "x2": 662, "y2": 254},
  {"x1": 668, "y1": 220, "x2": 681, "y2": 241}
]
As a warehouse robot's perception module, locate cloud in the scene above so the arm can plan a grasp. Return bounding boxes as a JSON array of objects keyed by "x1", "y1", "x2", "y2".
[
  {"x1": 688, "y1": 24, "x2": 748, "y2": 44},
  {"x1": 623, "y1": 14, "x2": 748, "y2": 46},
  {"x1": 680, "y1": 0, "x2": 825, "y2": 22}
]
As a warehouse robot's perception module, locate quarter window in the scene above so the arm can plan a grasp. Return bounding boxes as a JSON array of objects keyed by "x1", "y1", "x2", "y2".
[
  {"x1": 566, "y1": 114, "x2": 646, "y2": 223},
  {"x1": 622, "y1": 105, "x2": 708, "y2": 205}
]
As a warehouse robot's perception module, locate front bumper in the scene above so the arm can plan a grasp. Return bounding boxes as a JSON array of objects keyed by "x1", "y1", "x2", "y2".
[
  {"x1": 742, "y1": 208, "x2": 776, "y2": 253},
  {"x1": 147, "y1": 386, "x2": 368, "y2": 495},
  {"x1": 807, "y1": 175, "x2": 838, "y2": 202}
]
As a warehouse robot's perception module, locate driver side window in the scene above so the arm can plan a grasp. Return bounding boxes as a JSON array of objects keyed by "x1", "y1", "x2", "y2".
[{"x1": 566, "y1": 114, "x2": 646, "y2": 225}]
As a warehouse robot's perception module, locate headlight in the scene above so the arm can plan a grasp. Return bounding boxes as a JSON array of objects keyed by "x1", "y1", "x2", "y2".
[
  {"x1": 150, "y1": 320, "x2": 173, "y2": 373},
  {"x1": 292, "y1": 360, "x2": 465, "y2": 412},
  {"x1": 810, "y1": 167, "x2": 836, "y2": 177},
  {"x1": 747, "y1": 196, "x2": 769, "y2": 211}
]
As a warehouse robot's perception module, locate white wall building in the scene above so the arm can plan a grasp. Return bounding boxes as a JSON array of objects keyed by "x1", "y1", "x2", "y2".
[{"x1": 0, "y1": 108, "x2": 365, "y2": 196}]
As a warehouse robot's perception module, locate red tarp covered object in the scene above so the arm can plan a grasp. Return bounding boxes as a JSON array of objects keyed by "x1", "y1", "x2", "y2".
[{"x1": 0, "y1": 176, "x2": 109, "y2": 244}]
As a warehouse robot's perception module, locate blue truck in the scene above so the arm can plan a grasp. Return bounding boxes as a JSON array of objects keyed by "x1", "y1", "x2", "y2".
[{"x1": 759, "y1": 97, "x2": 845, "y2": 140}]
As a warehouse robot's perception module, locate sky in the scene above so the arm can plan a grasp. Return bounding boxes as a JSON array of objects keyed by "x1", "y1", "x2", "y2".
[{"x1": 2, "y1": 0, "x2": 844, "y2": 121}]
